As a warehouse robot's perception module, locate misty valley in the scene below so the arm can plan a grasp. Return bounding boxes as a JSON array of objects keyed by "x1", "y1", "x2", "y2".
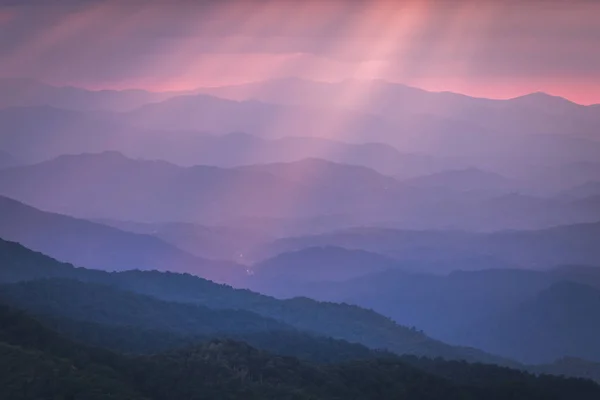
[{"x1": 2, "y1": 2, "x2": 600, "y2": 398}]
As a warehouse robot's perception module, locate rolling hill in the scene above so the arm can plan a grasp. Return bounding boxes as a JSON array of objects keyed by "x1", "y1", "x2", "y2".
[
  {"x1": 0, "y1": 196, "x2": 244, "y2": 283},
  {"x1": 0, "y1": 237, "x2": 513, "y2": 364}
]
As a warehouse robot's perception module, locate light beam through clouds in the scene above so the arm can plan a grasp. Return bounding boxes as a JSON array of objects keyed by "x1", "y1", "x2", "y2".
[
  {"x1": 0, "y1": 0, "x2": 599, "y2": 103},
  {"x1": 0, "y1": 0, "x2": 599, "y2": 265}
]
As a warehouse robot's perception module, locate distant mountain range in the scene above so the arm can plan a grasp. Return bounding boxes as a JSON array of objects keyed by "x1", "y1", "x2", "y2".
[
  {"x1": 196, "y1": 77, "x2": 600, "y2": 140},
  {"x1": 0, "y1": 105, "x2": 458, "y2": 176},
  {"x1": 0, "y1": 78, "x2": 185, "y2": 111},
  {"x1": 112, "y1": 131, "x2": 455, "y2": 177},
  {"x1": 255, "y1": 221, "x2": 600, "y2": 269},
  {"x1": 0, "y1": 105, "x2": 130, "y2": 162},
  {"x1": 3, "y1": 186, "x2": 597, "y2": 278},
  {"x1": 0, "y1": 152, "x2": 305, "y2": 223},
  {"x1": 0, "y1": 152, "x2": 598, "y2": 230},
  {"x1": 399, "y1": 167, "x2": 518, "y2": 195},
  {"x1": 122, "y1": 86, "x2": 600, "y2": 169},
  {"x1": 251, "y1": 246, "x2": 402, "y2": 285},
  {"x1": 2, "y1": 78, "x2": 600, "y2": 176},
  {"x1": 94, "y1": 218, "x2": 277, "y2": 263},
  {"x1": 124, "y1": 92, "x2": 402, "y2": 144}
]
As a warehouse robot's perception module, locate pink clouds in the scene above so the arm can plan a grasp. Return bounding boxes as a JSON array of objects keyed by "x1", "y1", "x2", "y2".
[{"x1": 0, "y1": 0, "x2": 598, "y2": 103}]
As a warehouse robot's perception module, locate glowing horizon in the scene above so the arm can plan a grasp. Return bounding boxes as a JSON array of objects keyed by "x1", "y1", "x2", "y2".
[
  {"x1": 1, "y1": 0, "x2": 599, "y2": 105},
  {"x1": 14, "y1": 74, "x2": 596, "y2": 107}
]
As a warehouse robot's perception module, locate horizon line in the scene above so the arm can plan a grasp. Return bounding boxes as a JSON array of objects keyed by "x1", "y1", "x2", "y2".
[{"x1": 2, "y1": 75, "x2": 598, "y2": 107}]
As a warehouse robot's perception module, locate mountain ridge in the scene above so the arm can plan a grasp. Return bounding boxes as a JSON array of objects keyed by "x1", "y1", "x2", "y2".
[{"x1": 0, "y1": 195, "x2": 245, "y2": 283}]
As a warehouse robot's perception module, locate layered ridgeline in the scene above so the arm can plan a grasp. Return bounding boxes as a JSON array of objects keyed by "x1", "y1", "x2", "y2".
[
  {"x1": 2, "y1": 237, "x2": 600, "y2": 384},
  {"x1": 0, "y1": 237, "x2": 504, "y2": 364},
  {"x1": 248, "y1": 242, "x2": 600, "y2": 364},
  {"x1": 195, "y1": 78, "x2": 600, "y2": 141},
  {"x1": 254, "y1": 223, "x2": 600, "y2": 269},
  {"x1": 4, "y1": 171, "x2": 598, "y2": 277},
  {"x1": 2, "y1": 195, "x2": 599, "y2": 366},
  {"x1": 1, "y1": 152, "x2": 599, "y2": 231},
  {"x1": 261, "y1": 265, "x2": 600, "y2": 365},
  {"x1": 2, "y1": 306, "x2": 600, "y2": 400},
  {"x1": 0, "y1": 195, "x2": 245, "y2": 283},
  {"x1": 2, "y1": 241, "x2": 600, "y2": 399},
  {"x1": 3, "y1": 79, "x2": 600, "y2": 185}
]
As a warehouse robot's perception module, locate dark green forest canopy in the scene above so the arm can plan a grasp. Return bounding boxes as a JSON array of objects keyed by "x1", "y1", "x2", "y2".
[
  {"x1": 3, "y1": 237, "x2": 600, "y2": 399},
  {"x1": 1, "y1": 304, "x2": 600, "y2": 400}
]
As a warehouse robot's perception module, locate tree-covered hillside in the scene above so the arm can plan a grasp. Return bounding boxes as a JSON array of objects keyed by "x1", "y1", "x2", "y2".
[{"x1": 1, "y1": 304, "x2": 600, "y2": 400}]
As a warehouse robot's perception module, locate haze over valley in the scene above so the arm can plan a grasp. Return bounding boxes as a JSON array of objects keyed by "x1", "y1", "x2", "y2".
[{"x1": 1, "y1": 1, "x2": 600, "y2": 398}]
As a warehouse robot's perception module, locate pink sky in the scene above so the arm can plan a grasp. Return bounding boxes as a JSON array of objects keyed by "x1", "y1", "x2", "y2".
[{"x1": 1, "y1": 0, "x2": 599, "y2": 104}]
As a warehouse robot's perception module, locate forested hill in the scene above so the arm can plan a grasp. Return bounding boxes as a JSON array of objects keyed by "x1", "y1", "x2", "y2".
[
  {"x1": 1, "y1": 303, "x2": 600, "y2": 400},
  {"x1": 0, "y1": 237, "x2": 509, "y2": 364},
  {"x1": 3, "y1": 236, "x2": 600, "y2": 393}
]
